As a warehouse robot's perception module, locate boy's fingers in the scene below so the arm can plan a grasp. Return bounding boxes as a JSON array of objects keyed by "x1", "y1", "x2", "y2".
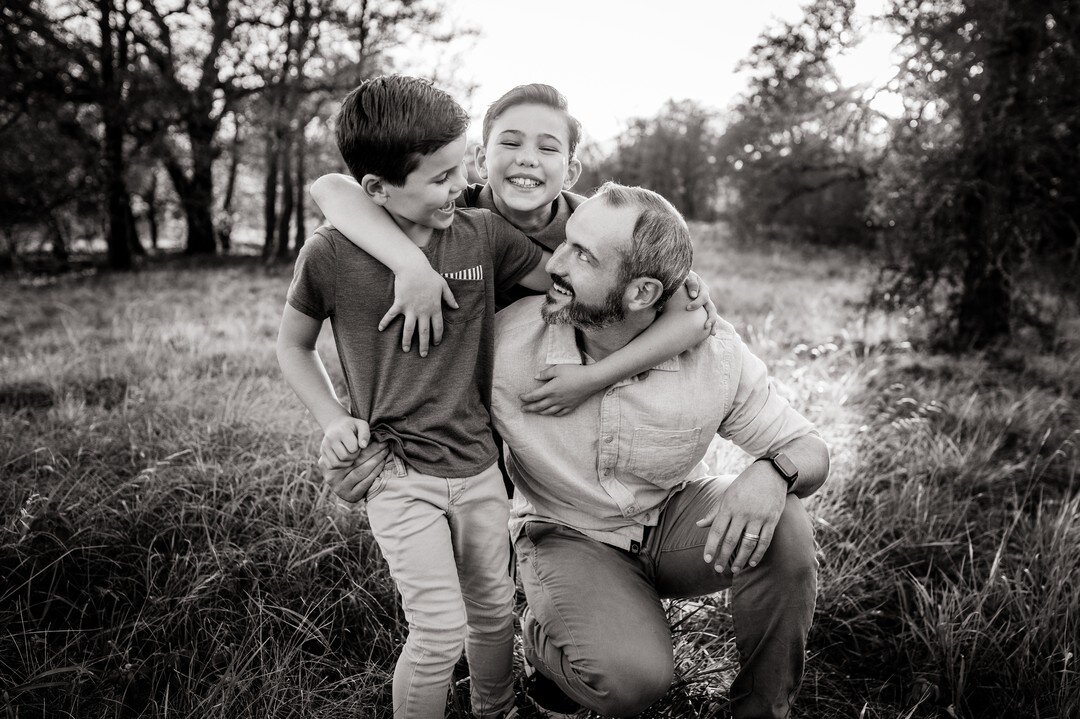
[
  {"x1": 521, "y1": 399, "x2": 553, "y2": 414},
  {"x1": 378, "y1": 304, "x2": 402, "y2": 332},
  {"x1": 432, "y1": 314, "x2": 444, "y2": 347},
  {"x1": 441, "y1": 280, "x2": 459, "y2": 309},
  {"x1": 519, "y1": 388, "x2": 550, "y2": 404},
  {"x1": 418, "y1": 322, "x2": 430, "y2": 358},
  {"x1": 533, "y1": 366, "x2": 558, "y2": 381},
  {"x1": 401, "y1": 314, "x2": 416, "y2": 352}
]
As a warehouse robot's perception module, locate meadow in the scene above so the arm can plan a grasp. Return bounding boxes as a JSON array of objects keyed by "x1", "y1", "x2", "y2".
[{"x1": 1, "y1": 226, "x2": 1077, "y2": 718}]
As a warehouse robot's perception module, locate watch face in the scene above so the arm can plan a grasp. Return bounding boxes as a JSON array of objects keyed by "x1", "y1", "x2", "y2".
[{"x1": 773, "y1": 453, "x2": 798, "y2": 481}]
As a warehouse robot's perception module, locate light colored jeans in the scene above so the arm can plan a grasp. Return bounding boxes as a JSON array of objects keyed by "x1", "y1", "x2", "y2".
[
  {"x1": 366, "y1": 456, "x2": 516, "y2": 718},
  {"x1": 515, "y1": 474, "x2": 818, "y2": 719}
]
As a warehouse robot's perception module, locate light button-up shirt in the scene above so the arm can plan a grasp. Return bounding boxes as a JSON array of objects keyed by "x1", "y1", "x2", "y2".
[{"x1": 492, "y1": 297, "x2": 815, "y2": 552}]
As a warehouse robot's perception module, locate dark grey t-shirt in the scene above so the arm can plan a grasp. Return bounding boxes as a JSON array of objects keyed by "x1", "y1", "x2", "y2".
[{"x1": 286, "y1": 208, "x2": 543, "y2": 478}]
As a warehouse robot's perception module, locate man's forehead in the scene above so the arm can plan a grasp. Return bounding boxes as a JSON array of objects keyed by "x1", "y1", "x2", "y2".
[{"x1": 567, "y1": 199, "x2": 639, "y2": 253}]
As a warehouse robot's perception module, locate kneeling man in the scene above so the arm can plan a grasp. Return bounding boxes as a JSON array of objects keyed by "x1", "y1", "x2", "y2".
[{"x1": 492, "y1": 183, "x2": 829, "y2": 719}]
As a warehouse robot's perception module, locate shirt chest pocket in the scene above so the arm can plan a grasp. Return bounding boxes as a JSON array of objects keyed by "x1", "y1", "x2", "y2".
[
  {"x1": 628, "y1": 426, "x2": 703, "y2": 487},
  {"x1": 443, "y1": 274, "x2": 487, "y2": 324}
]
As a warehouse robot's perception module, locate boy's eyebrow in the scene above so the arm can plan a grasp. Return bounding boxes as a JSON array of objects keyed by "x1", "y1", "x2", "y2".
[{"x1": 497, "y1": 129, "x2": 565, "y2": 146}]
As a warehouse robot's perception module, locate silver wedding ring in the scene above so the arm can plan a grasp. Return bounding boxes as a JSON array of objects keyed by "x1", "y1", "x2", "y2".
[{"x1": 743, "y1": 532, "x2": 760, "y2": 541}]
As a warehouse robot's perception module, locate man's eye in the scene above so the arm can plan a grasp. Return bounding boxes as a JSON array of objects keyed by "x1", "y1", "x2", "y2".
[{"x1": 577, "y1": 250, "x2": 589, "y2": 262}]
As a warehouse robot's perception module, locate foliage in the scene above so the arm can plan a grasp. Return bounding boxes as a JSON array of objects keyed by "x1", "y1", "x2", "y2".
[
  {"x1": 722, "y1": 0, "x2": 880, "y2": 246},
  {"x1": 2, "y1": 234, "x2": 1077, "y2": 717},
  {"x1": 871, "y1": 0, "x2": 1080, "y2": 347},
  {"x1": 578, "y1": 99, "x2": 726, "y2": 221}
]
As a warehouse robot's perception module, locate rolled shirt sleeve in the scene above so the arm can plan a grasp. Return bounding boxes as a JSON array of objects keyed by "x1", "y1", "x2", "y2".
[{"x1": 718, "y1": 336, "x2": 814, "y2": 458}]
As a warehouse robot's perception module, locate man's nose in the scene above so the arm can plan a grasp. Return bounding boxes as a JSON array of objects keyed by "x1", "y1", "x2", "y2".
[{"x1": 546, "y1": 242, "x2": 567, "y2": 274}]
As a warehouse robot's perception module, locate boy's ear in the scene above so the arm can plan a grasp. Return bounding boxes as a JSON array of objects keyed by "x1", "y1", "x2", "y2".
[
  {"x1": 563, "y1": 157, "x2": 583, "y2": 191},
  {"x1": 360, "y1": 174, "x2": 391, "y2": 206},
  {"x1": 623, "y1": 277, "x2": 664, "y2": 313},
  {"x1": 473, "y1": 144, "x2": 490, "y2": 181}
]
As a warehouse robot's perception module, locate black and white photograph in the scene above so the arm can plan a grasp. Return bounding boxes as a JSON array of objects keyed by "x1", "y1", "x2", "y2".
[{"x1": 2, "y1": 1, "x2": 1078, "y2": 717}]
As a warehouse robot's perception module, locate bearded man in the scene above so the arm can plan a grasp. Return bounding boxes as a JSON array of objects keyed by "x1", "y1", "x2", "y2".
[{"x1": 491, "y1": 182, "x2": 830, "y2": 719}]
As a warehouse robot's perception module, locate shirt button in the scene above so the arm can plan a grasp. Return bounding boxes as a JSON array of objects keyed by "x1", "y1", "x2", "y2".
[
  {"x1": 628, "y1": 505, "x2": 637, "y2": 513},
  {"x1": 603, "y1": 436, "x2": 613, "y2": 444},
  {"x1": 603, "y1": 468, "x2": 612, "y2": 476},
  {"x1": 606, "y1": 389, "x2": 615, "y2": 396}
]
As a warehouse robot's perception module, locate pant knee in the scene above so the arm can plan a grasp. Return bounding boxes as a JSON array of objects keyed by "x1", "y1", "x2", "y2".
[
  {"x1": 768, "y1": 497, "x2": 818, "y2": 584},
  {"x1": 406, "y1": 617, "x2": 468, "y2": 666},
  {"x1": 579, "y1": 652, "x2": 673, "y2": 717}
]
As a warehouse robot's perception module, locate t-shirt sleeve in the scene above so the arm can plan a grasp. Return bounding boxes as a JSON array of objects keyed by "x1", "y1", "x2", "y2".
[
  {"x1": 286, "y1": 230, "x2": 336, "y2": 320},
  {"x1": 485, "y1": 212, "x2": 545, "y2": 294},
  {"x1": 717, "y1": 334, "x2": 814, "y2": 457}
]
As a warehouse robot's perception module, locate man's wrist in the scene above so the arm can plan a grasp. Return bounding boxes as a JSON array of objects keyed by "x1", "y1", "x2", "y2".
[{"x1": 754, "y1": 453, "x2": 798, "y2": 494}]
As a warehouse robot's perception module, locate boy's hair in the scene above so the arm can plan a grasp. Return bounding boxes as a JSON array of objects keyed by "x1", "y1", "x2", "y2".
[
  {"x1": 335, "y1": 75, "x2": 469, "y2": 186},
  {"x1": 596, "y1": 181, "x2": 693, "y2": 309},
  {"x1": 481, "y1": 83, "x2": 582, "y2": 158}
]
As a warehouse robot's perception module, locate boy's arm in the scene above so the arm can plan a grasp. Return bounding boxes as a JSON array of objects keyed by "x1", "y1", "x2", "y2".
[
  {"x1": 309, "y1": 173, "x2": 456, "y2": 356},
  {"x1": 520, "y1": 287, "x2": 711, "y2": 414},
  {"x1": 276, "y1": 304, "x2": 370, "y2": 462}
]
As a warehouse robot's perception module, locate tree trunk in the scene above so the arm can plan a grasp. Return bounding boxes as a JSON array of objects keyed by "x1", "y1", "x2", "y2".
[
  {"x1": 294, "y1": 123, "x2": 307, "y2": 250},
  {"x1": 263, "y1": 130, "x2": 280, "y2": 259},
  {"x1": 145, "y1": 173, "x2": 159, "y2": 250},
  {"x1": 98, "y1": 0, "x2": 135, "y2": 270},
  {"x1": 219, "y1": 119, "x2": 241, "y2": 254},
  {"x1": 275, "y1": 130, "x2": 294, "y2": 260},
  {"x1": 182, "y1": 123, "x2": 217, "y2": 255},
  {"x1": 47, "y1": 211, "x2": 69, "y2": 267}
]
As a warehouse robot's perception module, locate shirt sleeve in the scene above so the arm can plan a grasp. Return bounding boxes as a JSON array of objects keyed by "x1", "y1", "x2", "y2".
[
  {"x1": 486, "y1": 212, "x2": 545, "y2": 294},
  {"x1": 717, "y1": 335, "x2": 814, "y2": 458},
  {"x1": 286, "y1": 229, "x2": 336, "y2": 320}
]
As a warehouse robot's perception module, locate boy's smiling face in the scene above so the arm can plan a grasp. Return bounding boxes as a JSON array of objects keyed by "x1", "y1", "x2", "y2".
[
  {"x1": 374, "y1": 133, "x2": 469, "y2": 235},
  {"x1": 476, "y1": 103, "x2": 582, "y2": 221}
]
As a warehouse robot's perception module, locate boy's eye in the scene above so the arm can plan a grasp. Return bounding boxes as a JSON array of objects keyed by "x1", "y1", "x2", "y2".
[
  {"x1": 436, "y1": 175, "x2": 450, "y2": 184},
  {"x1": 500, "y1": 141, "x2": 519, "y2": 147},
  {"x1": 541, "y1": 146, "x2": 558, "y2": 153}
]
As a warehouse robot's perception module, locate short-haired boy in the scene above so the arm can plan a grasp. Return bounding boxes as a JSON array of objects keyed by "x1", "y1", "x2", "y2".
[{"x1": 278, "y1": 76, "x2": 711, "y2": 719}]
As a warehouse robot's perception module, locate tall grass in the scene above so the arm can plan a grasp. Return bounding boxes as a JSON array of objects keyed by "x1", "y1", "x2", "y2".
[{"x1": 2, "y1": 233, "x2": 1077, "y2": 718}]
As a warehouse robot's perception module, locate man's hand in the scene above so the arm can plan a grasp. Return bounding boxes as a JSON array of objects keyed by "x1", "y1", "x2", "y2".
[
  {"x1": 696, "y1": 462, "x2": 789, "y2": 573},
  {"x1": 320, "y1": 416, "x2": 371, "y2": 467},
  {"x1": 379, "y1": 264, "x2": 459, "y2": 357},
  {"x1": 320, "y1": 439, "x2": 391, "y2": 503},
  {"x1": 520, "y1": 364, "x2": 602, "y2": 416},
  {"x1": 683, "y1": 270, "x2": 721, "y2": 336}
]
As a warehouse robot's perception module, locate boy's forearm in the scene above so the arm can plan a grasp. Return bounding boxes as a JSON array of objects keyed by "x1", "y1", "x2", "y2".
[
  {"x1": 592, "y1": 305, "x2": 711, "y2": 387},
  {"x1": 310, "y1": 173, "x2": 429, "y2": 274},
  {"x1": 276, "y1": 345, "x2": 352, "y2": 430}
]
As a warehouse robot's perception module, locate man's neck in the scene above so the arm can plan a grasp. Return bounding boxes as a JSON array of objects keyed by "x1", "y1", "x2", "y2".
[
  {"x1": 575, "y1": 312, "x2": 656, "y2": 364},
  {"x1": 490, "y1": 192, "x2": 557, "y2": 235}
]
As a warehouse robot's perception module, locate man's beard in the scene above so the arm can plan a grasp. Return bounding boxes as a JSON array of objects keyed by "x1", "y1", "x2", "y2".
[{"x1": 541, "y1": 278, "x2": 626, "y2": 331}]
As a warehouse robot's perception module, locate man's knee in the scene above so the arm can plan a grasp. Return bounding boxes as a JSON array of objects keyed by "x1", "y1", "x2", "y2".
[
  {"x1": 764, "y1": 495, "x2": 817, "y2": 588},
  {"x1": 578, "y1": 649, "x2": 673, "y2": 717}
]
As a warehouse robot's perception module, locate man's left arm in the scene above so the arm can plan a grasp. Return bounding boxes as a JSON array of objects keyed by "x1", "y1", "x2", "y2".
[{"x1": 698, "y1": 337, "x2": 830, "y2": 573}]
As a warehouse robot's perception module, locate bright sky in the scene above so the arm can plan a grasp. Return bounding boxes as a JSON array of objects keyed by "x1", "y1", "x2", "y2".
[{"x1": 443, "y1": 0, "x2": 901, "y2": 144}]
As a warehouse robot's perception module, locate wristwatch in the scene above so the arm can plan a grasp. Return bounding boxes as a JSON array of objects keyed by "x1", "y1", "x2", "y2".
[{"x1": 759, "y1": 451, "x2": 799, "y2": 492}]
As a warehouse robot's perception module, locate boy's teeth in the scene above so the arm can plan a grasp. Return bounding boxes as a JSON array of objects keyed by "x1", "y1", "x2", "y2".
[{"x1": 510, "y1": 177, "x2": 541, "y2": 188}]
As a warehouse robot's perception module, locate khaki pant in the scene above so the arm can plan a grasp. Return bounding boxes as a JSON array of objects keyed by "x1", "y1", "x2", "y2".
[
  {"x1": 366, "y1": 457, "x2": 516, "y2": 718},
  {"x1": 515, "y1": 474, "x2": 818, "y2": 719}
]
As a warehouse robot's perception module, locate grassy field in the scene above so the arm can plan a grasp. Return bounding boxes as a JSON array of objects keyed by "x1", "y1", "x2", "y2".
[{"x1": 2, "y1": 226, "x2": 1078, "y2": 718}]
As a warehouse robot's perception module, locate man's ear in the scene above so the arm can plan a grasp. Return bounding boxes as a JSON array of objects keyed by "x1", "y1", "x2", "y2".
[
  {"x1": 563, "y1": 157, "x2": 582, "y2": 191},
  {"x1": 474, "y1": 144, "x2": 490, "y2": 181},
  {"x1": 360, "y1": 174, "x2": 391, "y2": 206},
  {"x1": 623, "y1": 277, "x2": 664, "y2": 312}
]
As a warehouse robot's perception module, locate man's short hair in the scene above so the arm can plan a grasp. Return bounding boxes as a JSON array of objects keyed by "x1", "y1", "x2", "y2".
[
  {"x1": 596, "y1": 182, "x2": 693, "y2": 309},
  {"x1": 482, "y1": 83, "x2": 582, "y2": 158},
  {"x1": 335, "y1": 75, "x2": 469, "y2": 186}
]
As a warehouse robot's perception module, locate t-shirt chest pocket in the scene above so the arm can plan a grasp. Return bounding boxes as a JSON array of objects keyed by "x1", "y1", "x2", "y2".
[
  {"x1": 441, "y1": 265, "x2": 487, "y2": 324},
  {"x1": 628, "y1": 426, "x2": 703, "y2": 487}
]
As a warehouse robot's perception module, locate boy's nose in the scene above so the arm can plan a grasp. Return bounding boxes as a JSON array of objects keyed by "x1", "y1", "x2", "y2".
[{"x1": 516, "y1": 149, "x2": 538, "y2": 167}]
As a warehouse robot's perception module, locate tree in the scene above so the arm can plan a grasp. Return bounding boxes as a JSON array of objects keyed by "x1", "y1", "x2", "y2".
[
  {"x1": 874, "y1": 0, "x2": 1080, "y2": 346},
  {"x1": 580, "y1": 100, "x2": 726, "y2": 221},
  {"x1": 722, "y1": 0, "x2": 879, "y2": 246}
]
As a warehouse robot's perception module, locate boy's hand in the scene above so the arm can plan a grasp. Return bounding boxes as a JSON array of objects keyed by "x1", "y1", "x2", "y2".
[
  {"x1": 684, "y1": 270, "x2": 721, "y2": 336},
  {"x1": 319, "y1": 440, "x2": 391, "y2": 503},
  {"x1": 520, "y1": 364, "x2": 603, "y2": 416},
  {"x1": 379, "y1": 265, "x2": 459, "y2": 358},
  {"x1": 320, "y1": 416, "x2": 371, "y2": 467}
]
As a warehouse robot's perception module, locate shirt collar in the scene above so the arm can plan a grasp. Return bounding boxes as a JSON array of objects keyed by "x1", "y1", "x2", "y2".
[{"x1": 543, "y1": 321, "x2": 683, "y2": 380}]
